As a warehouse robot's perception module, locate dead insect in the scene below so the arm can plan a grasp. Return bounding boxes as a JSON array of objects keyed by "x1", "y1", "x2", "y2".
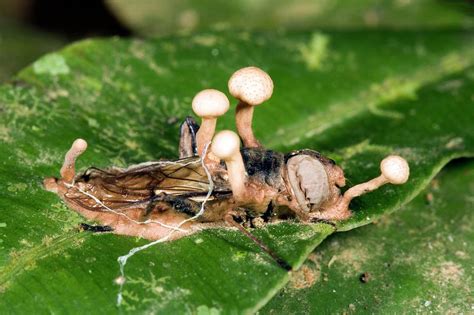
[{"x1": 44, "y1": 66, "x2": 409, "y2": 269}]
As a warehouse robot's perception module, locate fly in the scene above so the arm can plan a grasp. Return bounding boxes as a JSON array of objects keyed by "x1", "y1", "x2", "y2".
[{"x1": 44, "y1": 66, "x2": 410, "y2": 271}]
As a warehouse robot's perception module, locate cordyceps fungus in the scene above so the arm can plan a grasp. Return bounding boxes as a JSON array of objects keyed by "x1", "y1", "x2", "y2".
[
  {"x1": 211, "y1": 130, "x2": 247, "y2": 201},
  {"x1": 44, "y1": 138, "x2": 88, "y2": 193},
  {"x1": 336, "y1": 155, "x2": 410, "y2": 212},
  {"x1": 228, "y1": 66, "x2": 273, "y2": 148},
  {"x1": 61, "y1": 138, "x2": 88, "y2": 182},
  {"x1": 192, "y1": 89, "x2": 230, "y2": 156},
  {"x1": 43, "y1": 64, "x2": 413, "y2": 281},
  {"x1": 40, "y1": 64, "x2": 417, "y2": 308}
]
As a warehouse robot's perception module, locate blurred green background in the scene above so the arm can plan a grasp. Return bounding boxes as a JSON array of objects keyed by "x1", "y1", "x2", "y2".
[{"x1": 1, "y1": 0, "x2": 473, "y2": 82}]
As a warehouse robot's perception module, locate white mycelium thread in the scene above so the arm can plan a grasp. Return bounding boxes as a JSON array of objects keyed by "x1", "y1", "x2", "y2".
[
  {"x1": 116, "y1": 143, "x2": 214, "y2": 306},
  {"x1": 65, "y1": 183, "x2": 188, "y2": 232}
]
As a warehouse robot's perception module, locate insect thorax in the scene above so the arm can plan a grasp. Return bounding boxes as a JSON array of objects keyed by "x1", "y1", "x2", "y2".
[{"x1": 241, "y1": 148, "x2": 286, "y2": 191}]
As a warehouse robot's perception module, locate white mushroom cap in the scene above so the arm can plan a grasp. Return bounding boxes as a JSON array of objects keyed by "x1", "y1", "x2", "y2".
[
  {"x1": 380, "y1": 155, "x2": 410, "y2": 185},
  {"x1": 228, "y1": 66, "x2": 273, "y2": 106},
  {"x1": 192, "y1": 89, "x2": 230, "y2": 118},
  {"x1": 211, "y1": 130, "x2": 241, "y2": 160}
]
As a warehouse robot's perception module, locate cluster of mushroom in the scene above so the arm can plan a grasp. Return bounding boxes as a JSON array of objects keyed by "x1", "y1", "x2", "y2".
[
  {"x1": 191, "y1": 66, "x2": 272, "y2": 154},
  {"x1": 191, "y1": 66, "x2": 410, "y2": 211},
  {"x1": 45, "y1": 66, "x2": 410, "y2": 227},
  {"x1": 191, "y1": 66, "x2": 273, "y2": 200}
]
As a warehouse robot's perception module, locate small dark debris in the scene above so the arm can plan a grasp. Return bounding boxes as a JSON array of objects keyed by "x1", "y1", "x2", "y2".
[
  {"x1": 79, "y1": 223, "x2": 113, "y2": 233},
  {"x1": 359, "y1": 272, "x2": 371, "y2": 283},
  {"x1": 310, "y1": 217, "x2": 337, "y2": 227}
]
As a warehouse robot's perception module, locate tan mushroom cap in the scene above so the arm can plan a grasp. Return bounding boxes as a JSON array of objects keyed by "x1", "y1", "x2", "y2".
[
  {"x1": 211, "y1": 130, "x2": 241, "y2": 160},
  {"x1": 380, "y1": 155, "x2": 410, "y2": 185},
  {"x1": 192, "y1": 89, "x2": 230, "y2": 118},
  {"x1": 228, "y1": 66, "x2": 273, "y2": 106}
]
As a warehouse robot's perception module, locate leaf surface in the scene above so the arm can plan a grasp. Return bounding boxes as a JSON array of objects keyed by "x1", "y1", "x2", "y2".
[
  {"x1": 262, "y1": 160, "x2": 474, "y2": 314},
  {"x1": 0, "y1": 30, "x2": 473, "y2": 313}
]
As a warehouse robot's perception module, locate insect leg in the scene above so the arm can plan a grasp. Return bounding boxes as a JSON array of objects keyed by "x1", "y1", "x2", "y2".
[
  {"x1": 224, "y1": 212, "x2": 292, "y2": 271},
  {"x1": 179, "y1": 116, "x2": 200, "y2": 158},
  {"x1": 309, "y1": 217, "x2": 336, "y2": 227},
  {"x1": 79, "y1": 223, "x2": 114, "y2": 233}
]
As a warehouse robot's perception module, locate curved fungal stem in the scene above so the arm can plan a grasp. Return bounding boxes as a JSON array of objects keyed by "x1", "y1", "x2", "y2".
[
  {"x1": 340, "y1": 155, "x2": 410, "y2": 209},
  {"x1": 60, "y1": 138, "x2": 88, "y2": 183}
]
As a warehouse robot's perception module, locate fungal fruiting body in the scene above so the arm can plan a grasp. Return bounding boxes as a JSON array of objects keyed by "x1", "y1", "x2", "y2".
[
  {"x1": 192, "y1": 89, "x2": 230, "y2": 156},
  {"x1": 211, "y1": 130, "x2": 247, "y2": 201},
  {"x1": 44, "y1": 66, "x2": 410, "y2": 243},
  {"x1": 229, "y1": 66, "x2": 273, "y2": 148}
]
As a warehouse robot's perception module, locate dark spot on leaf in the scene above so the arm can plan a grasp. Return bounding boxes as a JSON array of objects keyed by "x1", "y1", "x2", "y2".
[{"x1": 359, "y1": 272, "x2": 371, "y2": 283}]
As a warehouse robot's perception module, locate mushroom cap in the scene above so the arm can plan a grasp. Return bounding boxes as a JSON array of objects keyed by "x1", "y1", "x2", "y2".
[
  {"x1": 192, "y1": 89, "x2": 230, "y2": 118},
  {"x1": 228, "y1": 66, "x2": 273, "y2": 106},
  {"x1": 380, "y1": 155, "x2": 410, "y2": 185},
  {"x1": 211, "y1": 130, "x2": 241, "y2": 161},
  {"x1": 72, "y1": 138, "x2": 88, "y2": 152}
]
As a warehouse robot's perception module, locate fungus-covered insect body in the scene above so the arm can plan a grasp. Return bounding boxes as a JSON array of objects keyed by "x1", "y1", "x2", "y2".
[{"x1": 44, "y1": 66, "x2": 410, "y2": 267}]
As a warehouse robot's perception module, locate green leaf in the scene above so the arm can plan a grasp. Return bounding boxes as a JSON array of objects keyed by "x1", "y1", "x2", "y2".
[
  {"x1": 0, "y1": 19, "x2": 64, "y2": 82},
  {"x1": 262, "y1": 159, "x2": 474, "y2": 314},
  {"x1": 106, "y1": 0, "x2": 474, "y2": 36},
  {"x1": 0, "y1": 30, "x2": 473, "y2": 313}
]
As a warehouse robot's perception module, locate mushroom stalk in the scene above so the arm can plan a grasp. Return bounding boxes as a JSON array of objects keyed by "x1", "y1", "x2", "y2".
[
  {"x1": 211, "y1": 130, "x2": 248, "y2": 201},
  {"x1": 339, "y1": 155, "x2": 410, "y2": 209},
  {"x1": 196, "y1": 117, "x2": 217, "y2": 156},
  {"x1": 235, "y1": 101, "x2": 260, "y2": 148},
  {"x1": 224, "y1": 151, "x2": 247, "y2": 201},
  {"x1": 339, "y1": 175, "x2": 387, "y2": 209},
  {"x1": 60, "y1": 138, "x2": 88, "y2": 183},
  {"x1": 228, "y1": 66, "x2": 273, "y2": 149}
]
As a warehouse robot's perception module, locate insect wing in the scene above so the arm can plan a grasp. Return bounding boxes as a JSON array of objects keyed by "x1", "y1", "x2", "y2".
[{"x1": 65, "y1": 157, "x2": 214, "y2": 212}]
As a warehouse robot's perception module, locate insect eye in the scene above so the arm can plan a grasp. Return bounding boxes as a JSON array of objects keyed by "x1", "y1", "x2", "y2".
[{"x1": 287, "y1": 155, "x2": 330, "y2": 212}]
